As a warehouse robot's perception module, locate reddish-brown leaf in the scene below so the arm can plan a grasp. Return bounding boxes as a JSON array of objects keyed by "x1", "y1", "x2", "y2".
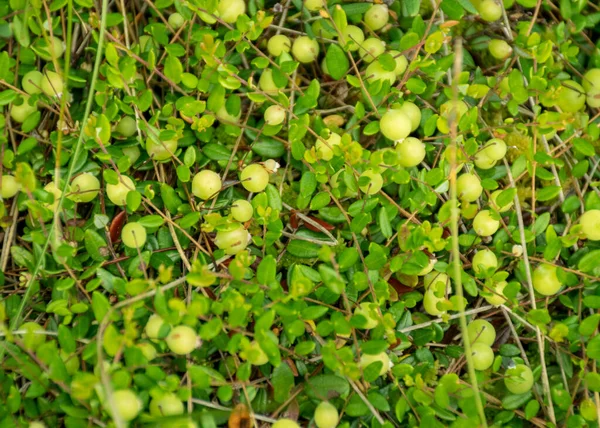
[
  {"x1": 290, "y1": 210, "x2": 299, "y2": 229},
  {"x1": 304, "y1": 216, "x2": 335, "y2": 232},
  {"x1": 109, "y1": 211, "x2": 126, "y2": 244},
  {"x1": 228, "y1": 403, "x2": 252, "y2": 428},
  {"x1": 388, "y1": 277, "x2": 413, "y2": 295}
]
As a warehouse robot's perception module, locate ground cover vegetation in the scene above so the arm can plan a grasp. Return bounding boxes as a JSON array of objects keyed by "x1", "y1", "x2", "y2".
[{"x1": 1, "y1": 0, "x2": 600, "y2": 426}]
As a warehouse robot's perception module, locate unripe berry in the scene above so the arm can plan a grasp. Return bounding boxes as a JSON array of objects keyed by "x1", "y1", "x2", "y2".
[
  {"x1": 314, "y1": 402, "x2": 339, "y2": 428},
  {"x1": 359, "y1": 170, "x2": 383, "y2": 195},
  {"x1": 10, "y1": 96, "x2": 38, "y2": 123},
  {"x1": 580, "y1": 399, "x2": 598, "y2": 422},
  {"x1": 360, "y1": 352, "x2": 391, "y2": 376},
  {"x1": 37, "y1": 36, "x2": 66, "y2": 61},
  {"x1": 304, "y1": 0, "x2": 324, "y2": 11},
  {"x1": 437, "y1": 100, "x2": 469, "y2": 133},
  {"x1": 488, "y1": 39, "x2": 512, "y2": 59},
  {"x1": 292, "y1": 36, "x2": 319, "y2": 63},
  {"x1": 69, "y1": 173, "x2": 100, "y2": 203},
  {"x1": 490, "y1": 190, "x2": 514, "y2": 212},
  {"x1": 365, "y1": 61, "x2": 396, "y2": 85},
  {"x1": 259, "y1": 69, "x2": 278, "y2": 94},
  {"x1": 264, "y1": 105, "x2": 286, "y2": 125},
  {"x1": 532, "y1": 264, "x2": 562, "y2": 296},
  {"x1": 110, "y1": 389, "x2": 142, "y2": 422},
  {"x1": 240, "y1": 164, "x2": 270, "y2": 193},
  {"x1": 149, "y1": 393, "x2": 184, "y2": 416},
  {"x1": 380, "y1": 110, "x2": 411, "y2": 141},
  {"x1": 267, "y1": 35, "x2": 292, "y2": 56},
  {"x1": 423, "y1": 286, "x2": 446, "y2": 316},
  {"x1": 192, "y1": 170, "x2": 222, "y2": 200},
  {"x1": 580, "y1": 210, "x2": 600, "y2": 240},
  {"x1": 216, "y1": 104, "x2": 241, "y2": 123},
  {"x1": 397, "y1": 101, "x2": 421, "y2": 131},
  {"x1": 115, "y1": 116, "x2": 138, "y2": 137},
  {"x1": 123, "y1": 146, "x2": 141, "y2": 165},
  {"x1": 272, "y1": 420, "x2": 300, "y2": 428},
  {"x1": 146, "y1": 138, "x2": 178, "y2": 161},
  {"x1": 1, "y1": 175, "x2": 21, "y2": 199},
  {"x1": 479, "y1": 0, "x2": 502, "y2": 21},
  {"x1": 315, "y1": 132, "x2": 341, "y2": 161},
  {"x1": 22, "y1": 70, "x2": 43, "y2": 94},
  {"x1": 388, "y1": 50, "x2": 408, "y2": 75},
  {"x1": 396, "y1": 137, "x2": 425, "y2": 167},
  {"x1": 471, "y1": 342, "x2": 494, "y2": 370},
  {"x1": 587, "y1": 87, "x2": 600, "y2": 108},
  {"x1": 472, "y1": 249, "x2": 498, "y2": 275},
  {"x1": 467, "y1": 319, "x2": 496, "y2": 346},
  {"x1": 353, "y1": 302, "x2": 379, "y2": 329},
  {"x1": 473, "y1": 210, "x2": 500, "y2": 237},
  {"x1": 557, "y1": 80, "x2": 586, "y2": 112},
  {"x1": 485, "y1": 280, "x2": 507, "y2": 306},
  {"x1": 504, "y1": 364, "x2": 534, "y2": 394},
  {"x1": 582, "y1": 68, "x2": 600, "y2": 91},
  {"x1": 359, "y1": 38, "x2": 385, "y2": 63},
  {"x1": 474, "y1": 152, "x2": 497, "y2": 170},
  {"x1": 106, "y1": 175, "x2": 135, "y2": 206},
  {"x1": 145, "y1": 314, "x2": 167, "y2": 341},
  {"x1": 166, "y1": 325, "x2": 198, "y2": 355},
  {"x1": 40, "y1": 70, "x2": 64, "y2": 98},
  {"x1": 364, "y1": 4, "x2": 389, "y2": 31},
  {"x1": 217, "y1": 0, "x2": 246, "y2": 23},
  {"x1": 231, "y1": 199, "x2": 253, "y2": 222},
  {"x1": 456, "y1": 173, "x2": 483, "y2": 202},
  {"x1": 215, "y1": 223, "x2": 251, "y2": 254},
  {"x1": 121, "y1": 222, "x2": 147, "y2": 249},
  {"x1": 340, "y1": 25, "x2": 364, "y2": 52},
  {"x1": 168, "y1": 12, "x2": 185, "y2": 29}
]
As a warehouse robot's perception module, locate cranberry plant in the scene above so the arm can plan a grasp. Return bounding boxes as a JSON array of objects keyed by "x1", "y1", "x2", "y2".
[{"x1": 1, "y1": 0, "x2": 600, "y2": 426}]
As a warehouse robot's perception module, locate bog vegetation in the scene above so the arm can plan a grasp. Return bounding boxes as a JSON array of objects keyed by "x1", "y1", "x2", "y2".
[{"x1": 1, "y1": 0, "x2": 600, "y2": 427}]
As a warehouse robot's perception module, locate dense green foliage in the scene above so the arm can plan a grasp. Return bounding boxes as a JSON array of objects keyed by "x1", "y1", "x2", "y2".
[{"x1": 1, "y1": 0, "x2": 600, "y2": 427}]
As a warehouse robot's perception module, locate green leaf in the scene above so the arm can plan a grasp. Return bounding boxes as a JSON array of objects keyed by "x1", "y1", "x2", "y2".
[
  {"x1": 587, "y1": 334, "x2": 600, "y2": 360},
  {"x1": 456, "y1": 0, "x2": 478, "y2": 13},
  {"x1": 579, "y1": 314, "x2": 600, "y2": 336},
  {"x1": 536, "y1": 186, "x2": 561, "y2": 201},
  {"x1": 406, "y1": 77, "x2": 427, "y2": 94},
  {"x1": 301, "y1": 306, "x2": 328, "y2": 320},
  {"x1": 0, "y1": 89, "x2": 17, "y2": 106},
  {"x1": 305, "y1": 375, "x2": 350, "y2": 400},
  {"x1": 164, "y1": 55, "x2": 183, "y2": 84},
  {"x1": 378, "y1": 207, "x2": 393, "y2": 238},
  {"x1": 12, "y1": 15, "x2": 30, "y2": 47},
  {"x1": 91, "y1": 292, "x2": 110, "y2": 322},
  {"x1": 502, "y1": 392, "x2": 533, "y2": 410},
  {"x1": 524, "y1": 400, "x2": 540, "y2": 420},
  {"x1": 531, "y1": 213, "x2": 550, "y2": 236},
  {"x1": 85, "y1": 229, "x2": 108, "y2": 261},
  {"x1": 578, "y1": 250, "x2": 600, "y2": 273},
  {"x1": 10, "y1": 246, "x2": 35, "y2": 270},
  {"x1": 287, "y1": 240, "x2": 320, "y2": 258},
  {"x1": 300, "y1": 172, "x2": 317, "y2": 197},
  {"x1": 325, "y1": 44, "x2": 349, "y2": 81},
  {"x1": 440, "y1": 0, "x2": 465, "y2": 20},
  {"x1": 272, "y1": 363, "x2": 294, "y2": 403},
  {"x1": 402, "y1": 0, "x2": 421, "y2": 16},
  {"x1": 318, "y1": 264, "x2": 345, "y2": 294},
  {"x1": 138, "y1": 215, "x2": 164, "y2": 228}
]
